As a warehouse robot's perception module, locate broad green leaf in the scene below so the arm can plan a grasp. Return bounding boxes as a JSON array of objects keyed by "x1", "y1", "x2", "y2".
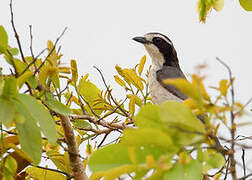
[
  {"x1": 26, "y1": 166, "x2": 65, "y2": 180},
  {"x1": 14, "y1": 99, "x2": 42, "y2": 165},
  {"x1": 91, "y1": 165, "x2": 138, "y2": 180},
  {"x1": 135, "y1": 104, "x2": 163, "y2": 130},
  {"x1": 164, "y1": 160, "x2": 202, "y2": 180},
  {"x1": 44, "y1": 92, "x2": 71, "y2": 116},
  {"x1": 206, "y1": 152, "x2": 225, "y2": 169},
  {"x1": 71, "y1": 59, "x2": 78, "y2": 83},
  {"x1": 0, "y1": 97, "x2": 15, "y2": 127},
  {"x1": 74, "y1": 119, "x2": 92, "y2": 129},
  {"x1": 2, "y1": 78, "x2": 17, "y2": 98},
  {"x1": 121, "y1": 128, "x2": 177, "y2": 153},
  {"x1": 88, "y1": 144, "x2": 131, "y2": 172},
  {"x1": 159, "y1": 101, "x2": 204, "y2": 146},
  {"x1": 239, "y1": 0, "x2": 252, "y2": 11},
  {"x1": 0, "y1": 26, "x2": 8, "y2": 54},
  {"x1": 160, "y1": 101, "x2": 205, "y2": 133},
  {"x1": 138, "y1": 55, "x2": 146, "y2": 75},
  {"x1": 17, "y1": 93, "x2": 57, "y2": 144}
]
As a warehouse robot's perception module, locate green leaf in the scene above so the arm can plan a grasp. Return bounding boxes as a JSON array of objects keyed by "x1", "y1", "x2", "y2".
[
  {"x1": 78, "y1": 80, "x2": 104, "y2": 115},
  {"x1": 5, "y1": 156, "x2": 17, "y2": 176},
  {"x1": 160, "y1": 101, "x2": 205, "y2": 133},
  {"x1": 17, "y1": 94, "x2": 57, "y2": 144},
  {"x1": 0, "y1": 26, "x2": 8, "y2": 54},
  {"x1": 74, "y1": 119, "x2": 92, "y2": 129},
  {"x1": 0, "y1": 97, "x2": 15, "y2": 127},
  {"x1": 26, "y1": 166, "x2": 65, "y2": 180},
  {"x1": 239, "y1": 0, "x2": 252, "y2": 11},
  {"x1": 164, "y1": 160, "x2": 202, "y2": 180},
  {"x1": 2, "y1": 78, "x2": 18, "y2": 98},
  {"x1": 88, "y1": 144, "x2": 131, "y2": 173},
  {"x1": 121, "y1": 128, "x2": 177, "y2": 153},
  {"x1": 159, "y1": 101, "x2": 205, "y2": 146},
  {"x1": 135, "y1": 104, "x2": 163, "y2": 130},
  {"x1": 44, "y1": 92, "x2": 72, "y2": 116},
  {"x1": 14, "y1": 99, "x2": 42, "y2": 165}
]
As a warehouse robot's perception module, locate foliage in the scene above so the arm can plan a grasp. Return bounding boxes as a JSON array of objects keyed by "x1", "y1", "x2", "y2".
[
  {"x1": 0, "y1": 1, "x2": 251, "y2": 178},
  {"x1": 196, "y1": 0, "x2": 252, "y2": 23}
]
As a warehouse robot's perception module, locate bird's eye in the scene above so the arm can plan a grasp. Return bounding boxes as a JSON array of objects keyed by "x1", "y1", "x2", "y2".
[{"x1": 153, "y1": 37, "x2": 162, "y2": 44}]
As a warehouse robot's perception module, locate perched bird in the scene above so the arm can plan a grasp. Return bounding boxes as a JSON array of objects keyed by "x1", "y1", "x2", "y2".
[
  {"x1": 133, "y1": 32, "x2": 188, "y2": 105},
  {"x1": 133, "y1": 32, "x2": 222, "y2": 148}
]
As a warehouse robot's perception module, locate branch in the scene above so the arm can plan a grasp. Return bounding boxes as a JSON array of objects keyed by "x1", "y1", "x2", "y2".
[
  {"x1": 9, "y1": 0, "x2": 26, "y2": 63},
  {"x1": 216, "y1": 57, "x2": 237, "y2": 179},
  {"x1": 59, "y1": 114, "x2": 88, "y2": 180},
  {"x1": 34, "y1": 27, "x2": 67, "y2": 74},
  {"x1": 93, "y1": 66, "x2": 130, "y2": 118}
]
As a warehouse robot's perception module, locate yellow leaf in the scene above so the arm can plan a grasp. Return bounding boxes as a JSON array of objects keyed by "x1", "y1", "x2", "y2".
[
  {"x1": 213, "y1": 0, "x2": 224, "y2": 11},
  {"x1": 183, "y1": 98, "x2": 198, "y2": 109},
  {"x1": 192, "y1": 74, "x2": 210, "y2": 101},
  {"x1": 114, "y1": 75, "x2": 126, "y2": 87},
  {"x1": 70, "y1": 59, "x2": 78, "y2": 83},
  {"x1": 17, "y1": 71, "x2": 33, "y2": 88},
  {"x1": 127, "y1": 94, "x2": 143, "y2": 107},
  {"x1": 129, "y1": 95, "x2": 135, "y2": 115},
  {"x1": 115, "y1": 65, "x2": 131, "y2": 85},
  {"x1": 138, "y1": 55, "x2": 146, "y2": 75},
  {"x1": 39, "y1": 66, "x2": 58, "y2": 85},
  {"x1": 123, "y1": 69, "x2": 143, "y2": 90},
  {"x1": 164, "y1": 78, "x2": 203, "y2": 106},
  {"x1": 219, "y1": 79, "x2": 229, "y2": 96},
  {"x1": 146, "y1": 155, "x2": 155, "y2": 168},
  {"x1": 58, "y1": 67, "x2": 71, "y2": 74}
]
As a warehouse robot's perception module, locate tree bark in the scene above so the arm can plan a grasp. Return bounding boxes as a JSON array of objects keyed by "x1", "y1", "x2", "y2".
[{"x1": 59, "y1": 114, "x2": 88, "y2": 180}]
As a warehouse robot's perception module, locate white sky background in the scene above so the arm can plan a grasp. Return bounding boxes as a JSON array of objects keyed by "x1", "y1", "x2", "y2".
[{"x1": 1, "y1": 0, "x2": 252, "y2": 178}]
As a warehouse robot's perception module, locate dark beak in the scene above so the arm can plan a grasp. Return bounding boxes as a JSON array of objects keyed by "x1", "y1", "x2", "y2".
[{"x1": 132, "y1": 36, "x2": 150, "y2": 44}]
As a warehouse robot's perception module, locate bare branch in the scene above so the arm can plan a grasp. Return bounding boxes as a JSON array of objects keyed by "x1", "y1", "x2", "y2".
[
  {"x1": 9, "y1": 0, "x2": 26, "y2": 63},
  {"x1": 242, "y1": 148, "x2": 246, "y2": 177},
  {"x1": 216, "y1": 57, "x2": 237, "y2": 179}
]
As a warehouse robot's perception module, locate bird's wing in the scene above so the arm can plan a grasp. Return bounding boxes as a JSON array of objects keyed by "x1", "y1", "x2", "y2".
[{"x1": 156, "y1": 66, "x2": 188, "y2": 100}]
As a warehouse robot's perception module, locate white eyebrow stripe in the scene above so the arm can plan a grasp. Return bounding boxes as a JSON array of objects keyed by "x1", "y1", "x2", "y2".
[{"x1": 144, "y1": 33, "x2": 173, "y2": 46}]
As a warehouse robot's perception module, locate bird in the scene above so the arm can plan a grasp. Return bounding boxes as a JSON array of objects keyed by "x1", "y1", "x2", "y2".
[
  {"x1": 133, "y1": 32, "x2": 188, "y2": 105},
  {"x1": 133, "y1": 32, "x2": 222, "y2": 148}
]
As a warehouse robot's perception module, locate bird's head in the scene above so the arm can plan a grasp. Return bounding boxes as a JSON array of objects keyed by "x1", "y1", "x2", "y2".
[{"x1": 133, "y1": 32, "x2": 179, "y2": 69}]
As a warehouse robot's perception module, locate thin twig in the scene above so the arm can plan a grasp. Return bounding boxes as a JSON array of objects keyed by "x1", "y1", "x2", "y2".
[
  {"x1": 97, "y1": 133, "x2": 109, "y2": 148},
  {"x1": 9, "y1": 0, "x2": 26, "y2": 63},
  {"x1": 19, "y1": 48, "x2": 48, "y2": 77},
  {"x1": 216, "y1": 57, "x2": 237, "y2": 179},
  {"x1": 32, "y1": 164, "x2": 70, "y2": 177},
  {"x1": 93, "y1": 66, "x2": 130, "y2": 118},
  {"x1": 34, "y1": 27, "x2": 67, "y2": 74},
  {"x1": 242, "y1": 148, "x2": 246, "y2": 177}
]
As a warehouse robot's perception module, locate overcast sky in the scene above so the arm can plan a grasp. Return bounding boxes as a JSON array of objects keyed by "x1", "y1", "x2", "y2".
[{"x1": 1, "y1": 0, "x2": 252, "y2": 177}]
